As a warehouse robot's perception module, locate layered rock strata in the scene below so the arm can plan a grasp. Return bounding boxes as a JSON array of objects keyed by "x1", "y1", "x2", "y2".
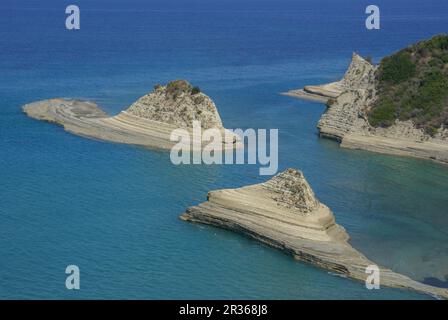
[
  {"x1": 23, "y1": 80, "x2": 241, "y2": 151},
  {"x1": 181, "y1": 168, "x2": 448, "y2": 299},
  {"x1": 284, "y1": 54, "x2": 448, "y2": 164}
]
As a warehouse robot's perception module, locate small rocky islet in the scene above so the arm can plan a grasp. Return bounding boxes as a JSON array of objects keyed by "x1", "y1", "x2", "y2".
[
  {"x1": 285, "y1": 35, "x2": 448, "y2": 165},
  {"x1": 23, "y1": 79, "x2": 240, "y2": 151}
]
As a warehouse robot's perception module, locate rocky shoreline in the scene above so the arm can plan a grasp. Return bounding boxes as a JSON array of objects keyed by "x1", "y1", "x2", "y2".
[
  {"x1": 285, "y1": 53, "x2": 448, "y2": 165},
  {"x1": 23, "y1": 80, "x2": 241, "y2": 151},
  {"x1": 181, "y1": 169, "x2": 448, "y2": 299}
]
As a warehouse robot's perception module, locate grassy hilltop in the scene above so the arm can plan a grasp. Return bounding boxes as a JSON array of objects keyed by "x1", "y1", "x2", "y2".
[{"x1": 368, "y1": 34, "x2": 448, "y2": 135}]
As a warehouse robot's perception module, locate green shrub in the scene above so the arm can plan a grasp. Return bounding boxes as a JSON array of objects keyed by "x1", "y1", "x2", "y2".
[
  {"x1": 327, "y1": 98, "x2": 336, "y2": 106},
  {"x1": 418, "y1": 34, "x2": 448, "y2": 51},
  {"x1": 440, "y1": 53, "x2": 448, "y2": 64},
  {"x1": 368, "y1": 34, "x2": 448, "y2": 133},
  {"x1": 425, "y1": 125, "x2": 439, "y2": 137},
  {"x1": 369, "y1": 99, "x2": 396, "y2": 127},
  {"x1": 378, "y1": 51, "x2": 416, "y2": 84}
]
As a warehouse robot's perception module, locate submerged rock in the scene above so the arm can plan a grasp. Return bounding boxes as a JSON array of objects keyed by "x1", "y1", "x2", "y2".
[{"x1": 181, "y1": 168, "x2": 448, "y2": 299}]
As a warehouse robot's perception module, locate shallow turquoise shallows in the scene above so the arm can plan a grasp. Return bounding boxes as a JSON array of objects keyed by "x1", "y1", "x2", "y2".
[{"x1": 1, "y1": 0, "x2": 447, "y2": 299}]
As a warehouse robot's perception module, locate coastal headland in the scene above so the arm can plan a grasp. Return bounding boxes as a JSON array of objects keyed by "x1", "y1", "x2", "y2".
[
  {"x1": 284, "y1": 36, "x2": 448, "y2": 165},
  {"x1": 181, "y1": 168, "x2": 448, "y2": 299}
]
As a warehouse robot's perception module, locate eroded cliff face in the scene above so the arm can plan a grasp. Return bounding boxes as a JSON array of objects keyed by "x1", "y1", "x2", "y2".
[
  {"x1": 125, "y1": 80, "x2": 224, "y2": 129},
  {"x1": 318, "y1": 54, "x2": 448, "y2": 143},
  {"x1": 317, "y1": 54, "x2": 376, "y2": 140}
]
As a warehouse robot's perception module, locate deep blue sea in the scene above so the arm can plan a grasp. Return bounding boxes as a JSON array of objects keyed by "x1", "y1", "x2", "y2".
[{"x1": 1, "y1": 0, "x2": 448, "y2": 299}]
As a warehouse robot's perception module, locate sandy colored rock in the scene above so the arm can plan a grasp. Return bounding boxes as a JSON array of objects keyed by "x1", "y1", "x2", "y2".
[
  {"x1": 284, "y1": 54, "x2": 448, "y2": 164},
  {"x1": 126, "y1": 80, "x2": 224, "y2": 130},
  {"x1": 181, "y1": 168, "x2": 448, "y2": 299}
]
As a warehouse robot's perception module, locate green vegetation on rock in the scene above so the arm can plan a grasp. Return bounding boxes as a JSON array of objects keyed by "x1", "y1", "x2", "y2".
[
  {"x1": 368, "y1": 34, "x2": 448, "y2": 135},
  {"x1": 165, "y1": 80, "x2": 202, "y2": 99},
  {"x1": 166, "y1": 79, "x2": 193, "y2": 98},
  {"x1": 191, "y1": 86, "x2": 201, "y2": 95}
]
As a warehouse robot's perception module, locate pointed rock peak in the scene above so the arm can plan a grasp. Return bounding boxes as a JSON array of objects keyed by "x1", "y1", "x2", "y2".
[
  {"x1": 125, "y1": 80, "x2": 223, "y2": 129},
  {"x1": 165, "y1": 79, "x2": 195, "y2": 97},
  {"x1": 352, "y1": 52, "x2": 366, "y2": 61},
  {"x1": 264, "y1": 168, "x2": 320, "y2": 214},
  {"x1": 348, "y1": 52, "x2": 372, "y2": 69}
]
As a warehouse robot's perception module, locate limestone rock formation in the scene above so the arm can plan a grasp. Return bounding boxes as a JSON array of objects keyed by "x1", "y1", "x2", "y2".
[
  {"x1": 23, "y1": 80, "x2": 241, "y2": 151},
  {"x1": 285, "y1": 53, "x2": 448, "y2": 164},
  {"x1": 340, "y1": 53, "x2": 377, "y2": 90},
  {"x1": 264, "y1": 168, "x2": 319, "y2": 214},
  {"x1": 181, "y1": 168, "x2": 448, "y2": 299},
  {"x1": 317, "y1": 53, "x2": 377, "y2": 141},
  {"x1": 126, "y1": 80, "x2": 223, "y2": 129}
]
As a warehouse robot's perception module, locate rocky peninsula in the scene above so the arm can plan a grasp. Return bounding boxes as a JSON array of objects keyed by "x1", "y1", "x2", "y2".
[
  {"x1": 23, "y1": 80, "x2": 241, "y2": 151},
  {"x1": 181, "y1": 168, "x2": 448, "y2": 299},
  {"x1": 285, "y1": 35, "x2": 448, "y2": 164}
]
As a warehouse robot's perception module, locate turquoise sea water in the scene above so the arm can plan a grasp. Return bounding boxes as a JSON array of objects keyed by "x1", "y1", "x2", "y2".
[{"x1": 1, "y1": 0, "x2": 448, "y2": 299}]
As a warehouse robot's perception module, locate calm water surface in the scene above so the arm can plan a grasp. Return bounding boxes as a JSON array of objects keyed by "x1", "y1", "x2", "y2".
[{"x1": 0, "y1": 0, "x2": 447, "y2": 299}]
